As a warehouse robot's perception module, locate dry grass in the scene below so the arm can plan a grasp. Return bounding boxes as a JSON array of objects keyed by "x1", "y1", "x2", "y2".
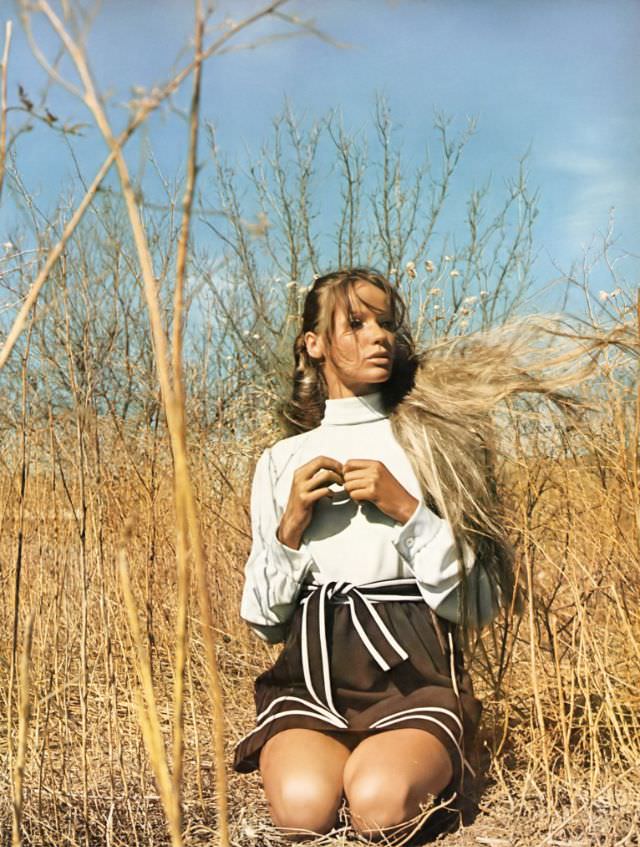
[
  {"x1": 1, "y1": 7, "x2": 638, "y2": 842},
  {"x1": 0, "y1": 347, "x2": 638, "y2": 846}
]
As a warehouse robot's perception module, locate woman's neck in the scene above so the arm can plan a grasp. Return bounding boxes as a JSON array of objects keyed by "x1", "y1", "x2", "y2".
[{"x1": 321, "y1": 390, "x2": 388, "y2": 426}]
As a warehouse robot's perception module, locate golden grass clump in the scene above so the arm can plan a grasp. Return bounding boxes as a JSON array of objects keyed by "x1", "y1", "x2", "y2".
[{"x1": 1, "y1": 310, "x2": 639, "y2": 845}]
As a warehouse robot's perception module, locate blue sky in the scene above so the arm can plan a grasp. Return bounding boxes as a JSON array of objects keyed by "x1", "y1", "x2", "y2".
[{"x1": 3, "y1": 0, "x2": 639, "y2": 302}]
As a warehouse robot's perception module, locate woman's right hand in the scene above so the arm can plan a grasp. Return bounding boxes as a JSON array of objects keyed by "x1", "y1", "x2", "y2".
[{"x1": 276, "y1": 456, "x2": 344, "y2": 550}]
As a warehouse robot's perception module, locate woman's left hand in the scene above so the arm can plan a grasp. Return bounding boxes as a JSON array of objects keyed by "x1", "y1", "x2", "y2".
[{"x1": 342, "y1": 459, "x2": 419, "y2": 525}]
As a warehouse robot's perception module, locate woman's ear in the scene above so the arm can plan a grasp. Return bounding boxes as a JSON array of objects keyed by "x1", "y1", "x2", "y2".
[{"x1": 304, "y1": 330, "x2": 325, "y2": 363}]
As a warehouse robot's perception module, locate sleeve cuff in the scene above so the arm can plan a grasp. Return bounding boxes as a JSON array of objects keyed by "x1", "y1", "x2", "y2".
[
  {"x1": 392, "y1": 499, "x2": 442, "y2": 562},
  {"x1": 269, "y1": 530, "x2": 314, "y2": 581},
  {"x1": 434, "y1": 561, "x2": 501, "y2": 628}
]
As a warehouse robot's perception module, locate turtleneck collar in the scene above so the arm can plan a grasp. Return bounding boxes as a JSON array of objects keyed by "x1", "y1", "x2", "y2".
[{"x1": 321, "y1": 390, "x2": 389, "y2": 426}]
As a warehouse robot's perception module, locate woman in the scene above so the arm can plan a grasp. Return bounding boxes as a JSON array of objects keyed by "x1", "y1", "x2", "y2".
[{"x1": 233, "y1": 268, "x2": 521, "y2": 841}]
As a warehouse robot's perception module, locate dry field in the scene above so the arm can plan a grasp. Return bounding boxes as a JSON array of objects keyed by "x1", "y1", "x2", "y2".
[
  {"x1": 1, "y1": 8, "x2": 638, "y2": 843},
  {"x1": 1, "y1": 345, "x2": 639, "y2": 846}
]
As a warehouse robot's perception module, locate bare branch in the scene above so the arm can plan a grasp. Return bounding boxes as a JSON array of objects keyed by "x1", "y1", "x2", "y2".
[{"x1": 0, "y1": 20, "x2": 12, "y2": 201}]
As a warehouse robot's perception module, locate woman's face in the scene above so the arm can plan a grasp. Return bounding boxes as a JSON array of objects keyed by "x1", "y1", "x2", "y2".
[{"x1": 305, "y1": 280, "x2": 396, "y2": 398}]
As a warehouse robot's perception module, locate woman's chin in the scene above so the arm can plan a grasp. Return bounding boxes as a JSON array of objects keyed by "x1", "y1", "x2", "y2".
[{"x1": 366, "y1": 364, "x2": 392, "y2": 380}]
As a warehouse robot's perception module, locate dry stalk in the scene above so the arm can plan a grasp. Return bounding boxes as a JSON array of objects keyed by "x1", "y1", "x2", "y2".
[
  {"x1": 11, "y1": 611, "x2": 34, "y2": 847},
  {"x1": 171, "y1": 0, "x2": 204, "y2": 809},
  {"x1": 521, "y1": 476, "x2": 553, "y2": 812},
  {"x1": 17, "y1": 3, "x2": 301, "y2": 844},
  {"x1": 118, "y1": 545, "x2": 183, "y2": 847},
  {"x1": 0, "y1": 19, "x2": 12, "y2": 200},
  {"x1": 7, "y1": 319, "x2": 32, "y2": 847},
  {"x1": 1, "y1": 0, "x2": 293, "y2": 373}
]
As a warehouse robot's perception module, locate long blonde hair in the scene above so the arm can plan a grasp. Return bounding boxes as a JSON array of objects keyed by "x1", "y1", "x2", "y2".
[{"x1": 279, "y1": 268, "x2": 604, "y2": 624}]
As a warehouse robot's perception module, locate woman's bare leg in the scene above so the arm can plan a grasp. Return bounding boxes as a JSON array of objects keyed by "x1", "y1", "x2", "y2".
[
  {"x1": 259, "y1": 729, "x2": 357, "y2": 841},
  {"x1": 343, "y1": 729, "x2": 454, "y2": 841}
]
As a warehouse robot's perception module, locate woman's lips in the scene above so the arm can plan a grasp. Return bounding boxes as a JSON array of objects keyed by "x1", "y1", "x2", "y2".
[{"x1": 367, "y1": 354, "x2": 391, "y2": 363}]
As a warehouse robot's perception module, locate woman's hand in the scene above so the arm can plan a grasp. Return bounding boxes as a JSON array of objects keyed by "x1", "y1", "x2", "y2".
[
  {"x1": 277, "y1": 455, "x2": 344, "y2": 550},
  {"x1": 342, "y1": 459, "x2": 418, "y2": 524}
]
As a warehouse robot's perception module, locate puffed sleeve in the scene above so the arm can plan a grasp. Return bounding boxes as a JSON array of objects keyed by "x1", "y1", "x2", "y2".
[
  {"x1": 391, "y1": 498, "x2": 500, "y2": 628},
  {"x1": 239, "y1": 447, "x2": 315, "y2": 643}
]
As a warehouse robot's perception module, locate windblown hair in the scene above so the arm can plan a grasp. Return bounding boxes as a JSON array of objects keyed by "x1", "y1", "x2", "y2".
[
  {"x1": 388, "y1": 326, "x2": 597, "y2": 626},
  {"x1": 278, "y1": 267, "x2": 603, "y2": 626}
]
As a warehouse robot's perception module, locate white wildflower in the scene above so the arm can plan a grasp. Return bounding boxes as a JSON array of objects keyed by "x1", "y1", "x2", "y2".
[
  {"x1": 424, "y1": 259, "x2": 435, "y2": 273},
  {"x1": 2, "y1": 241, "x2": 14, "y2": 251},
  {"x1": 610, "y1": 287, "x2": 622, "y2": 298},
  {"x1": 433, "y1": 304, "x2": 441, "y2": 312},
  {"x1": 389, "y1": 267, "x2": 397, "y2": 275},
  {"x1": 463, "y1": 295, "x2": 478, "y2": 305},
  {"x1": 449, "y1": 269, "x2": 460, "y2": 278},
  {"x1": 252, "y1": 334, "x2": 260, "y2": 340},
  {"x1": 480, "y1": 290, "x2": 489, "y2": 298},
  {"x1": 459, "y1": 319, "x2": 469, "y2": 329},
  {"x1": 243, "y1": 329, "x2": 251, "y2": 336},
  {"x1": 444, "y1": 255, "x2": 453, "y2": 262},
  {"x1": 429, "y1": 287, "x2": 441, "y2": 296},
  {"x1": 286, "y1": 280, "x2": 297, "y2": 288},
  {"x1": 405, "y1": 260, "x2": 416, "y2": 279},
  {"x1": 598, "y1": 290, "x2": 609, "y2": 302},
  {"x1": 460, "y1": 307, "x2": 470, "y2": 316}
]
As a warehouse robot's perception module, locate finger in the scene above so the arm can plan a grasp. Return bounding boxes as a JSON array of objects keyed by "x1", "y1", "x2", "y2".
[
  {"x1": 346, "y1": 486, "x2": 374, "y2": 502},
  {"x1": 306, "y1": 469, "x2": 343, "y2": 491},
  {"x1": 302, "y1": 455, "x2": 344, "y2": 478},
  {"x1": 342, "y1": 467, "x2": 372, "y2": 485},
  {"x1": 306, "y1": 486, "x2": 334, "y2": 502},
  {"x1": 342, "y1": 459, "x2": 375, "y2": 472},
  {"x1": 344, "y1": 477, "x2": 373, "y2": 493}
]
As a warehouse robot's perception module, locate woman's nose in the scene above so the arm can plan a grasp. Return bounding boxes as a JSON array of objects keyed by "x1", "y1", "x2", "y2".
[{"x1": 369, "y1": 321, "x2": 389, "y2": 344}]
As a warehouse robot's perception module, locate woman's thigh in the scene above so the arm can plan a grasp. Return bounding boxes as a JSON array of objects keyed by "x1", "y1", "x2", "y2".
[
  {"x1": 343, "y1": 728, "x2": 454, "y2": 834},
  {"x1": 258, "y1": 729, "x2": 357, "y2": 836}
]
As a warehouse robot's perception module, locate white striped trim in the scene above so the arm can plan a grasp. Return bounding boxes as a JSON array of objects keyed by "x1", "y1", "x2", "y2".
[
  {"x1": 448, "y1": 630, "x2": 461, "y2": 699},
  {"x1": 367, "y1": 712, "x2": 475, "y2": 777},
  {"x1": 369, "y1": 705, "x2": 464, "y2": 740},
  {"x1": 256, "y1": 694, "x2": 344, "y2": 725},
  {"x1": 318, "y1": 582, "x2": 342, "y2": 719},
  {"x1": 358, "y1": 578, "x2": 418, "y2": 588},
  {"x1": 367, "y1": 593, "x2": 423, "y2": 602},
  {"x1": 300, "y1": 594, "x2": 325, "y2": 713},
  {"x1": 358, "y1": 592, "x2": 410, "y2": 660},
  {"x1": 237, "y1": 706, "x2": 347, "y2": 745},
  {"x1": 319, "y1": 593, "x2": 423, "y2": 605},
  {"x1": 346, "y1": 596, "x2": 391, "y2": 671}
]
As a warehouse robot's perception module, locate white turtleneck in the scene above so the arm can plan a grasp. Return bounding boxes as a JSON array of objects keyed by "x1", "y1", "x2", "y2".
[{"x1": 240, "y1": 390, "x2": 498, "y2": 642}]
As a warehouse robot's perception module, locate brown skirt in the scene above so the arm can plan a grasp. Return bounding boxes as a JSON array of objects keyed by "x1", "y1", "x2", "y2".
[{"x1": 233, "y1": 578, "x2": 482, "y2": 794}]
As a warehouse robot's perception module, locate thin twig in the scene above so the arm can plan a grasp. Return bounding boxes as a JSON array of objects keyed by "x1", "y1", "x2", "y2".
[{"x1": 0, "y1": 20, "x2": 12, "y2": 201}]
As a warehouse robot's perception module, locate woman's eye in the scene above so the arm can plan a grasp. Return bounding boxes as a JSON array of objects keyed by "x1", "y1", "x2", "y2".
[{"x1": 349, "y1": 317, "x2": 363, "y2": 329}]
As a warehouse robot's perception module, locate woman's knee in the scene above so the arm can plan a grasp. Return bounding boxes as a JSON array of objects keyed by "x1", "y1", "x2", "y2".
[
  {"x1": 265, "y1": 772, "x2": 343, "y2": 838},
  {"x1": 259, "y1": 729, "x2": 351, "y2": 837},
  {"x1": 345, "y1": 766, "x2": 414, "y2": 835}
]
